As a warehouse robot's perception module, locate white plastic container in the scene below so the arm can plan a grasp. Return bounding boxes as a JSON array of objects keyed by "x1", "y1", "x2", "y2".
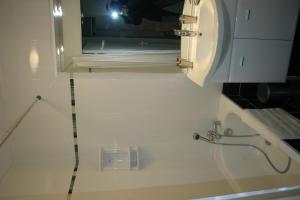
[{"x1": 100, "y1": 146, "x2": 140, "y2": 170}]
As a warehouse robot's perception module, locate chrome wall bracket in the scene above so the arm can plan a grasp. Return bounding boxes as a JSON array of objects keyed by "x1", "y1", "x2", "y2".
[{"x1": 176, "y1": 58, "x2": 193, "y2": 69}]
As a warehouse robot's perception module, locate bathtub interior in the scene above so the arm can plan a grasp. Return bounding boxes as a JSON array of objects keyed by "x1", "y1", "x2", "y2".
[
  {"x1": 1, "y1": 111, "x2": 300, "y2": 200},
  {"x1": 214, "y1": 112, "x2": 300, "y2": 180}
]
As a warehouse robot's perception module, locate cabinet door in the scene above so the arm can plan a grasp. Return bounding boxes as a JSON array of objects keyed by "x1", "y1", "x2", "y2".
[
  {"x1": 234, "y1": 0, "x2": 300, "y2": 40},
  {"x1": 229, "y1": 39, "x2": 292, "y2": 82}
]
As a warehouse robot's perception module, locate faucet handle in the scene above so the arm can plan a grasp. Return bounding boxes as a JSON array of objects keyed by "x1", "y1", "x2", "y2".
[{"x1": 179, "y1": 15, "x2": 197, "y2": 24}]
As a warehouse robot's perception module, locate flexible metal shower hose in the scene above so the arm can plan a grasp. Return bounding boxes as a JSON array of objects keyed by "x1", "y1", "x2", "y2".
[
  {"x1": 197, "y1": 135, "x2": 292, "y2": 174},
  {"x1": 219, "y1": 134, "x2": 260, "y2": 138}
]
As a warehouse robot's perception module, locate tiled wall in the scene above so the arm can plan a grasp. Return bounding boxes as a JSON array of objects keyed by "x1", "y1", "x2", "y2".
[{"x1": 0, "y1": 0, "x2": 222, "y2": 196}]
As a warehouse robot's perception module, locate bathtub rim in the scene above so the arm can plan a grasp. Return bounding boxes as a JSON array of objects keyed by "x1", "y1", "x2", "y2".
[{"x1": 197, "y1": 184, "x2": 300, "y2": 200}]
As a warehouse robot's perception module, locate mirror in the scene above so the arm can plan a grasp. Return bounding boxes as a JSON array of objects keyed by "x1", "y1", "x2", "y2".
[
  {"x1": 52, "y1": 0, "x2": 184, "y2": 72},
  {"x1": 81, "y1": 0, "x2": 183, "y2": 54}
]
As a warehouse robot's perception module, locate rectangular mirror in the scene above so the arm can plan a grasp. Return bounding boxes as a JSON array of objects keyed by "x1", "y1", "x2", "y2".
[
  {"x1": 81, "y1": 0, "x2": 183, "y2": 54},
  {"x1": 52, "y1": 0, "x2": 184, "y2": 72}
]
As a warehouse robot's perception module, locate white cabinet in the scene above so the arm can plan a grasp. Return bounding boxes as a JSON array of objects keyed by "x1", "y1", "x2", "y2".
[
  {"x1": 229, "y1": 39, "x2": 292, "y2": 82},
  {"x1": 210, "y1": 0, "x2": 300, "y2": 84},
  {"x1": 234, "y1": 0, "x2": 300, "y2": 40}
]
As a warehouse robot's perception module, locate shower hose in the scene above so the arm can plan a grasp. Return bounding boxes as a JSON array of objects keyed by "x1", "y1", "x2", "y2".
[
  {"x1": 196, "y1": 134, "x2": 291, "y2": 174},
  {"x1": 218, "y1": 133, "x2": 260, "y2": 138}
]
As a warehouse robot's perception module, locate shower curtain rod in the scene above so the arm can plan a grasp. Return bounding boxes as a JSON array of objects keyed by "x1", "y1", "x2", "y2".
[{"x1": 0, "y1": 95, "x2": 42, "y2": 148}]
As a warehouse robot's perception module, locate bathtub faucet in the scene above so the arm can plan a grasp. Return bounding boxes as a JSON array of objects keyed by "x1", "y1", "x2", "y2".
[{"x1": 207, "y1": 121, "x2": 222, "y2": 142}]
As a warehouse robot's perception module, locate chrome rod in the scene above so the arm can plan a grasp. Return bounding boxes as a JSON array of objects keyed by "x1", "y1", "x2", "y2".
[
  {"x1": 0, "y1": 95, "x2": 42, "y2": 148},
  {"x1": 179, "y1": 15, "x2": 197, "y2": 24}
]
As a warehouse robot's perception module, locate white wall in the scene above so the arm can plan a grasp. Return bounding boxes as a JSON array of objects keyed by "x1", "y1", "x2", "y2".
[
  {"x1": 0, "y1": 62, "x2": 4, "y2": 133},
  {"x1": 0, "y1": 0, "x2": 74, "y2": 195},
  {"x1": 62, "y1": 0, "x2": 82, "y2": 69},
  {"x1": 0, "y1": 62, "x2": 13, "y2": 185},
  {"x1": 0, "y1": 0, "x2": 223, "y2": 196},
  {"x1": 0, "y1": 11, "x2": 11, "y2": 186}
]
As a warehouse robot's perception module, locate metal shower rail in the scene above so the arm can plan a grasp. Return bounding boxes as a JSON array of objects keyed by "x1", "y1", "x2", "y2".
[{"x1": 0, "y1": 95, "x2": 42, "y2": 148}]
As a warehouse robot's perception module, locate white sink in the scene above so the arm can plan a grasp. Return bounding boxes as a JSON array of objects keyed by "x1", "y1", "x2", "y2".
[{"x1": 181, "y1": 0, "x2": 224, "y2": 87}]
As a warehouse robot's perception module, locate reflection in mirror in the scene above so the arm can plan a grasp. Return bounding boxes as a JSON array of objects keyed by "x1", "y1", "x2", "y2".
[
  {"x1": 81, "y1": 0, "x2": 183, "y2": 53},
  {"x1": 52, "y1": 0, "x2": 184, "y2": 72},
  {"x1": 79, "y1": 0, "x2": 184, "y2": 71}
]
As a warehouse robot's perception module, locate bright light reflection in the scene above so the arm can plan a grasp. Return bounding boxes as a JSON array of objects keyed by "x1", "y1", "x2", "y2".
[
  {"x1": 58, "y1": 6, "x2": 63, "y2": 16},
  {"x1": 111, "y1": 11, "x2": 119, "y2": 20},
  {"x1": 53, "y1": 5, "x2": 63, "y2": 17},
  {"x1": 30, "y1": 48, "x2": 39, "y2": 74},
  {"x1": 60, "y1": 45, "x2": 64, "y2": 53}
]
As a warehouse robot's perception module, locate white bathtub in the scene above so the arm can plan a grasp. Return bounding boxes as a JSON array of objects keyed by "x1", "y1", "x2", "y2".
[{"x1": 1, "y1": 96, "x2": 300, "y2": 200}]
